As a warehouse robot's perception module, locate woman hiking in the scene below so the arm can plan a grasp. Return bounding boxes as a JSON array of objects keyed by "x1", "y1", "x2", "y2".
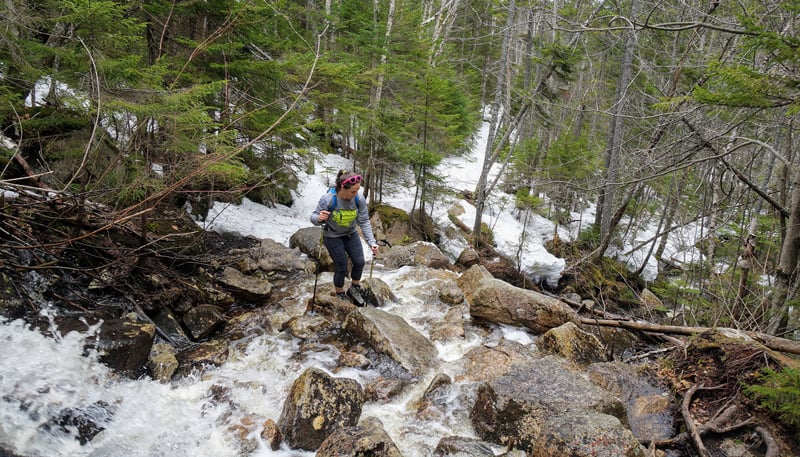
[{"x1": 310, "y1": 170, "x2": 379, "y2": 305}]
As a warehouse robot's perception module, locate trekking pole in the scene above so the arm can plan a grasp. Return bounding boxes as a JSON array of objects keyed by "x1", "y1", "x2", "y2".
[
  {"x1": 311, "y1": 227, "x2": 324, "y2": 303},
  {"x1": 368, "y1": 239, "x2": 391, "y2": 281}
]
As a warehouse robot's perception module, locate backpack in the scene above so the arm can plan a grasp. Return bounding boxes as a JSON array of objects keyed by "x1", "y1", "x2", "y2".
[{"x1": 327, "y1": 187, "x2": 359, "y2": 212}]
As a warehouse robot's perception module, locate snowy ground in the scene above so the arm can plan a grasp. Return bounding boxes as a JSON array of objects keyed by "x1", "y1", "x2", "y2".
[{"x1": 194, "y1": 120, "x2": 703, "y2": 287}]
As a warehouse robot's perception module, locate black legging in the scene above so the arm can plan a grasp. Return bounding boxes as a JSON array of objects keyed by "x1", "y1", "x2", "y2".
[{"x1": 323, "y1": 232, "x2": 365, "y2": 288}]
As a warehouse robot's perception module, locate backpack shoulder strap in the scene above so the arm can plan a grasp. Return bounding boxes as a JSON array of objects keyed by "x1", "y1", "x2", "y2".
[
  {"x1": 328, "y1": 187, "x2": 337, "y2": 212},
  {"x1": 328, "y1": 188, "x2": 360, "y2": 211}
]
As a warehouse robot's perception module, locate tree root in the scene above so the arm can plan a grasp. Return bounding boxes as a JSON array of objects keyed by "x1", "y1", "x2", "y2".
[{"x1": 645, "y1": 383, "x2": 757, "y2": 455}]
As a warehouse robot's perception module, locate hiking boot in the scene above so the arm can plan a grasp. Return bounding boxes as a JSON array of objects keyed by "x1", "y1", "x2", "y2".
[
  {"x1": 346, "y1": 285, "x2": 365, "y2": 307},
  {"x1": 335, "y1": 292, "x2": 349, "y2": 301}
]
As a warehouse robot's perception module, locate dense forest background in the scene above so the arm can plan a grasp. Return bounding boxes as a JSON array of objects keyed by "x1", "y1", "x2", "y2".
[{"x1": 1, "y1": 0, "x2": 799, "y2": 341}]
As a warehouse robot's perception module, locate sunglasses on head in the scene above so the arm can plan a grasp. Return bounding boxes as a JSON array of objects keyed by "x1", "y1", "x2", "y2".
[{"x1": 340, "y1": 174, "x2": 363, "y2": 186}]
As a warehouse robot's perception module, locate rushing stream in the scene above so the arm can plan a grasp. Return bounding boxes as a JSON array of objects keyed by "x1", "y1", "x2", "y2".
[{"x1": 0, "y1": 265, "x2": 537, "y2": 457}]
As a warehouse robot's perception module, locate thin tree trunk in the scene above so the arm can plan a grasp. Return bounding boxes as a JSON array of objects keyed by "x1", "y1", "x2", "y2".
[
  {"x1": 597, "y1": 0, "x2": 638, "y2": 248},
  {"x1": 767, "y1": 165, "x2": 800, "y2": 334},
  {"x1": 472, "y1": 0, "x2": 516, "y2": 245},
  {"x1": 734, "y1": 217, "x2": 758, "y2": 325}
]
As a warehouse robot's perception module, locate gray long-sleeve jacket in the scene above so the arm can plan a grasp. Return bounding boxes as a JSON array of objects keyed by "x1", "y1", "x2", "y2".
[{"x1": 310, "y1": 190, "x2": 377, "y2": 246}]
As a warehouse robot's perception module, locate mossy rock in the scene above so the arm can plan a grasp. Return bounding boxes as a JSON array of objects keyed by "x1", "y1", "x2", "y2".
[{"x1": 370, "y1": 204, "x2": 422, "y2": 247}]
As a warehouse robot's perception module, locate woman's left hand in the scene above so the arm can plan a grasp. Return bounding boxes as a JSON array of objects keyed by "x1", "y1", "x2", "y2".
[{"x1": 371, "y1": 245, "x2": 379, "y2": 255}]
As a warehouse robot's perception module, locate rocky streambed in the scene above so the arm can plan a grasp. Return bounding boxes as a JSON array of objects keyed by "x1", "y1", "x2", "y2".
[{"x1": 0, "y1": 202, "x2": 795, "y2": 456}]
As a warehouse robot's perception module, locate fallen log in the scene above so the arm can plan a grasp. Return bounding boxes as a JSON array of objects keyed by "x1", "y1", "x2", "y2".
[{"x1": 578, "y1": 317, "x2": 800, "y2": 356}]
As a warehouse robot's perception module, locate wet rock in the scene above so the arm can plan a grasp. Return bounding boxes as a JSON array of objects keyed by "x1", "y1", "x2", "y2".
[
  {"x1": 221, "y1": 307, "x2": 273, "y2": 342},
  {"x1": 434, "y1": 436, "x2": 496, "y2": 456},
  {"x1": 455, "y1": 247, "x2": 480, "y2": 268},
  {"x1": 411, "y1": 242, "x2": 451, "y2": 269},
  {"x1": 536, "y1": 321, "x2": 606, "y2": 364},
  {"x1": 150, "y1": 309, "x2": 191, "y2": 347},
  {"x1": 217, "y1": 267, "x2": 273, "y2": 302},
  {"x1": 248, "y1": 237, "x2": 310, "y2": 279},
  {"x1": 362, "y1": 277, "x2": 396, "y2": 306},
  {"x1": 0, "y1": 271, "x2": 28, "y2": 319},
  {"x1": 364, "y1": 377, "x2": 408, "y2": 403},
  {"x1": 470, "y1": 277, "x2": 578, "y2": 333},
  {"x1": 260, "y1": 418, "x2": 283, "y2": 451},
  {"x1": 414, "y1": 373, "x2": 452, "y2": 420},
  {"x1": 147, "y1": 342, "x2": 178, "y2": 383},
  {"x1": 381, "y1": 245, "x2": 417, "y2": 269},
  {"x1": 277, "y1": 367, "x2": 364, "y2": 451},
  {"x1": 383, "y1": 241, "x2": 451, "y2": 270},
  {"x1": 51, "y1": 401, "x2": 113, "y2": 445},
  {"x1": 316, "y1": 417, "x2": 402, "y2": 457},
  {"x1": 429, "y1": 322, "x2": 465, "y2": 341},
  {"x1": 227, "y1": 413, "x2": 267, "y2": 453},
  {"x1": 183, "y1": 304, "x2": 226, "y2": 340},
  {"x1": 93, "y1": 318, "x2": 156, "y2": 378},
  {"x1": 438, "y1": 282, "x2": 465, "y2": 305},
  {"x1": 283, "y1": 314, "x2": 333, "y2": 339},
  {"x1": 198, "y1": 281, "x2": 236, "y2": 309},
  {"x1": 429, "y1": 305, "x2": 467, "y2": 341},
  {"x1": 587, "y1": 362, "x2": 676, "y2": 442},
  {"x1": 343, "y1": 307, "x2": 438, "y2": 376},
  {"x1": 0, "y1": 447, "x2": 25, "y2": 457},
  {"x1": 470, "y1": 356, "x2": 628, "y2": 452},
  {"x1": 457, "y1": 338, "x2": 539, "y2": 383},
  {"x1": 534, "y1": 410, "x2": 647, "y2": 457},
  {"x1": 175, "y1": 340, "x2": 229, "y2": 377},
  {"x1": 289, "y1": 227, "x2": 333, "y2": 271},
  {"x1": 339, "y1": 351, "x2": 371, "y2": 369},
  {"x1": 456, "y1": 264, "x2": 493, "y2": 304},
  {"x1": 308, "y1": 290, "x2": 356, "y2": 324}
]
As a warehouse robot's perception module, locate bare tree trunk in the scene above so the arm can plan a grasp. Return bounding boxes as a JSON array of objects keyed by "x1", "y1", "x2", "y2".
[
  {"x1": 767, "y1": 165, "x2": 800, "y2": 334},
  {"x1": 363, "y1": 0, "x2": 395, "y2": 206},
  {"x1": 597, "y1": 0, "x2": 638, "y2": 248},
  {"x1": 734, "y1": 217, "x2": 758, "y2": 325},
  {"x1": 471, "y1": 0, "x2": 516, "y2": 245}
]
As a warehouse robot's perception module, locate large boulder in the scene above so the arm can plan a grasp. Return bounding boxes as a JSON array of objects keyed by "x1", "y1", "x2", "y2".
[
  {"x1": 456, "y1": 338, "x2": 539, "y2": 383},
  {"x1": 370, "y1": 204, "x2": 416, "y2": 248},
  {"x1": 469, "y1": 278, "x2": 578, "y2": 333},
  {"x1": 246, "y1": 238, "x2": 311, "y2": 279},
  {"x1": 277, "y1": 367, "x2": 364, "y2": 451},
  {"x1": 150, "y1": 309, "x2": 192, "y2": 347},
  {"x1": 382, "y1": 241, "x2": 451, "y2": 270},
  {"x1": 587, "y1": 362, "x2": 676, "y2": 443},
  {"x1": 470, "y1": 356, "x2": 629, "y2": 453},
  {"x1": 92, "y1": 317, "x2": 156, "y2": 378},
  {"x1": 536, "y1": 321, "x2": 606, "y2": 364},
  {"x1": 289, "y1": 227, "x2": 333, "y2": 271},
  {"x1": 455, "y1": 247, "x2": 480, "y2": 268},
  {"x1": 433, "y1": 436, "x2": 496, "y2": 456},
  {"x1": 429, "y1": 305, "x2": 467, "y2": 341},
  {"x1": 217, "y1": 267, "x2": 273, "y2": 302},
  {"x1": 307, "y1": 288, "x2": 359, "y2": 324},
  {"x1": 182, "y1": 304, "x2": 226, "y2": 340},
  {"x1": 316, "y1": 417, "x2": 403, "y2": 457},
  {"x1": 343, "y1": 307, "x2": 439, "y2": 376},
  {"x1": 534, "y1": 410, "x2": 647, "y2": 457},
  {"x1": 361, "y1": 276, "x2": 396, "y2": 307},
  {"x1": 456, "y1": 264, "x2": 493, "y2": 304},
  {"x1": 175, "y1": 340, "x2": 229, "y2": 377}
]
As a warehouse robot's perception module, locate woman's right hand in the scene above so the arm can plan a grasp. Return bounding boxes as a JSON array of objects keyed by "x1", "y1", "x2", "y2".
[{"x1": 318, "y1": 210, "x2": 330, "y2": 222}]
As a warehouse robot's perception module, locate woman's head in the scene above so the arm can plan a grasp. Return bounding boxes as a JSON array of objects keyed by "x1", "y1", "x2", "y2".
[{"x1": 335, "y1": 171, "x2": 363, "y2": 200}]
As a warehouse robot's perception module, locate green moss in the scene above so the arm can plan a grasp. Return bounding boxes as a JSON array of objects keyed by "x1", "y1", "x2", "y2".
[{"x1": 376, "y1": 205, "x2": 410, "y2": 223}]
